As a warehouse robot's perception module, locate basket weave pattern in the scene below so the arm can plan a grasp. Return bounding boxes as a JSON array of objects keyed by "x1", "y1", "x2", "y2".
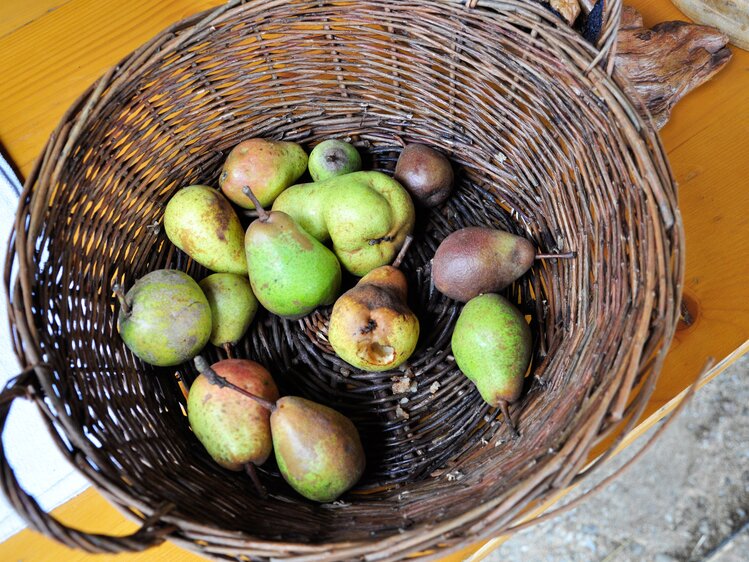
[{"x1": 2, "y1": 0, "x2": 682, "y2": 560}]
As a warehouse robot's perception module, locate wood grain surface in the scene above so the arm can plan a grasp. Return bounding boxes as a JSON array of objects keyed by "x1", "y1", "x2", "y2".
[{"x1": 0, "y1": 0, "x2": 746, "y2": 560}]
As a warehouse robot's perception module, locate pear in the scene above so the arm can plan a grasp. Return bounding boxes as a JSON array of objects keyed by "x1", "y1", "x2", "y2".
[
  {"x1": 243, "y1": 187, "x2": 341, "y2": 318},
  {"x1": 188, "y1": 359, "x2": 278, "y2": 471},
  {"x1": 451, "y1": 293, "x2": 532, "y2": 434},
  {"x1": 394, "y1": 143, "x2": 454, "y2": 207},
  {"x1": 308, "y1": 139, "x2": 362, "y2": 181},
  {"x1": 194, "y1": 357, "x2": 365, "y2": 503},
  {"x1": 199, "y1": 273, "x2": 258, "y2": 352},
  {"x1": 433, "y1": 227, "x2": 575, "y2": 302},
  {"x1": 271, "y1": 396, "x2": 365, "y2": 502},
  {"x1": 273, "y1": 171, "x2": 415, "y2": 276},
  {"x1": 328, "y1": 237, "x2": 419, "y2": 372},
  {"x1": 164, "y1": 185, "x2": 247, "y2": 275},
  {"x1": 219, "y1": 139, "x2": 307, "y2": 209},
  {"x1": 115, "y1": 269, "x2": 211, "y2": 366}
]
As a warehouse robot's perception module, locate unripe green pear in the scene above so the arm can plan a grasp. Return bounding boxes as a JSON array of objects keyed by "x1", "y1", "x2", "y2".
[
  {"x1": 199, "y1": 273, "x2": 258, "y2": 347},
  {"x1": 243, "y1": 188, "x2": 341, "y2": 318},
  {"x1": 164, "y1": 185, "x2": 247, "y2": 275},
  {"x1": 116, "y1": 270, "x2": 211, "y2": 367},
  {"x1": 451, "y1": 293, "x2": 532, "y2": 433},
  {"x1": 308, "y1": 139, "x2": 362, "y2": 181},
  {"x1": 219, "y1": 139, "x2": 307, "y2": 209},
  {"x1": 273, "y1": 171, "x2": 415, "y2": 276}
]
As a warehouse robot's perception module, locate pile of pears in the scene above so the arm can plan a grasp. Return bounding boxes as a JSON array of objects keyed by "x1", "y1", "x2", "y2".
[{"x1": 113, "y1": 135, "x2": 573, "y2": 501}]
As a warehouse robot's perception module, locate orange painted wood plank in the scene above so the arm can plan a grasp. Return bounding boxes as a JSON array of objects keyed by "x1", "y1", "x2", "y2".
[
  {"x1": 0, "y1": 0, "x2": 70, "y2": 39},
  {"x1": 0, "y1": 0, "x2": 223, "y2": 176}
]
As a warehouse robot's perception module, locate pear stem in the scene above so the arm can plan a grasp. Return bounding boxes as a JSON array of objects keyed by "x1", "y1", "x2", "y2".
[
  {"x1": 242, "y1": 186, "x2": 269, "y2": 221},
  {"x1": 498, "y1": 399, "x2": 520, "y2": 438},
  {"x1": 223, "y1": 342, "x2": 233, "y2": 359},
  {"x1": 193, "y1": 356, "x2": 277, "y2": 412},
  {"x1": 392, "y1": 235, "x2": 414, "y2": 269},
  {"x1": 245, "y1": 462, "x2": 268, "y2": 499},
  {"x1": 112, "y1": 284, "x2": 130, "y2": 316},
  {"x1": 535, "y1": 251, "x2": 576, "y2": 260}
]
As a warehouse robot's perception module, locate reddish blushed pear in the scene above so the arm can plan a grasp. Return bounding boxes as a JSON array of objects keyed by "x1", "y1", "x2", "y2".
[
  {"x1": 271, "y1": 396, "x2": 365, "y2": 503},
  {"x1": 394, "y1": 143, "x2": 454, "y2": 207},
  {"x1": 188, "y1": 359, "x2": 278, "y2": 472},
  {"x1": 193, "y1": 357, "x2": 365, "y2": 503},
  {"x1": 164, "y1": 185, "x2": 247, "y2": 275},
  {"x1": 219, "y1": 139, "x2": 307, "y2": 209}
]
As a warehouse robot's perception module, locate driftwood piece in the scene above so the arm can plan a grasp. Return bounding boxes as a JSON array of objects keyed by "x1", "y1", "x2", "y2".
[
  {"x1": 672, "y1": 0, "x2": 749, "y2": 51},
  {"x1": 614, "y1": 6, "x2": 732, "y2": 129}
]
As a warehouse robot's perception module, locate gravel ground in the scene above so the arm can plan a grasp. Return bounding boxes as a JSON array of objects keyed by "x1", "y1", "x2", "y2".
[{"x1": 485, "y1": 353, "x2": 749, "y2": 562}]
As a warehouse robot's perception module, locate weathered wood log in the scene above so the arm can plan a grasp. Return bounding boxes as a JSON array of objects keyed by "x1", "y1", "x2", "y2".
[{"x1": 614, "y1": 6, "x2": 732, "y2": 129}]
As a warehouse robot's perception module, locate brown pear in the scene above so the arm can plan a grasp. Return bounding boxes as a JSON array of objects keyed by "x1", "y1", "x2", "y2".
[
  {"x1": 328, "y1": 238, "x2": 419, "y2": 372},
  {"x1": 394, "y1": 143, "x2": 454, "y2": 207},
  {"x1": 432, "y1": 227, "x2": 538, "y2": 302}
]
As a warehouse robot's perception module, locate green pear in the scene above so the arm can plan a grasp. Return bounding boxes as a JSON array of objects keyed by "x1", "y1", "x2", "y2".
[
  {"x1": 164, "y1": 185, "x2": 247, "y2": 275},
  {"x1": 243, "y1": 188, "x2": 341, "y2": 318},
  {"x1": 273, "y1": 171, "x2": 415, "y2": 276},
  {"x1": 328, "y1": 239, "x2": 418, "y2": 372},
  {"x1": 199, "y1": 273, "x2": 258, "y2": 348},
  {"x1": 308, "y1": 139, "x2": 362, "y2": 181},
  {"x1": 115, "y1": 269, "x2": 211, "y2": 366},
  {"x1": 188, "y1": 358, "x2": 278, "y2": 471},
  {"x1": 219, "y1": 138, "x2": 307, "y2": 209},
  {"x1": 451, "y1": 293, "x2": 532, "y2": 433},
  {"x1": 272, "y1": 397, "x2": 365, "y2": 502}
]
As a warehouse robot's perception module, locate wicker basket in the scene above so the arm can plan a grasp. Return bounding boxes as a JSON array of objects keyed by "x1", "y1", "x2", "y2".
[{"x1": 1, "y1": 0, "x2": 683, "y2": 560}]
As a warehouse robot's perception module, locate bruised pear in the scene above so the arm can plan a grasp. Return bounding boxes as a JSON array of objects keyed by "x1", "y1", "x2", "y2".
[
  {"x1": 328, "y1": 238, "x2": 418, "y2": 372},
  {"x1": 433, "y1": 227, "x2": 536, "y2": 302},
  {"x1": 451, "y1": 293, "x2": 532, "y2": 434},
  {"x1": 188, "y1": 359, "x2": 278, "y2": 471},
  {"x1": 308, "y1": 139, "x2": 362, "y2": 181},
  {"x1": 164, "y1": 185, "x2": 247, "y2": 275},
  {"x1": 115, "y1": 270, "x2": 211, "y2": 366}
]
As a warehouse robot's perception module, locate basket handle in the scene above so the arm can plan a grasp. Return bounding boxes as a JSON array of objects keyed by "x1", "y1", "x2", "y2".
[
  {"x1": 464, "y1": 0, "x2": 623, "y2": 73},
  {"x1": 0, "y1": 370, "x2": 175, "y2": 553}
]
